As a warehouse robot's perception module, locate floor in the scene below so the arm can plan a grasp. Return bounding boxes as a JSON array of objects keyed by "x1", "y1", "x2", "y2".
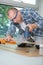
[
  {"x1": 0, "y1": 36, "x2": 43, "y2": 65},
  {"x1": 0, "y1": 49, "x2": 43, "y2": 65}
]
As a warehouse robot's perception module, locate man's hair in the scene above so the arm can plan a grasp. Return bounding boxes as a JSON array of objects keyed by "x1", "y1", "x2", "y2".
[{"x1": 7, "y1": 8, "x2": 18, "y2": 16}]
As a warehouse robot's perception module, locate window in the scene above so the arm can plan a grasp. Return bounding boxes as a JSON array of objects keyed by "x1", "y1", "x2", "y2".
[
  {"x1": 13, "y1": 0, "x2": 36, "y2": 5},
  {"x1": 0, "y1": 4, "x2": 22, "y2": 38}
]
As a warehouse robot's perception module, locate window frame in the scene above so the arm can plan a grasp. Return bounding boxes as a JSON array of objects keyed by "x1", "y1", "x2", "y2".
[
  {"x1": 12, "y1": 0, "x2": 39, "y2": 10},
  {"x1": 0, "y1": 0, "x2": 39, "y2": 10}
]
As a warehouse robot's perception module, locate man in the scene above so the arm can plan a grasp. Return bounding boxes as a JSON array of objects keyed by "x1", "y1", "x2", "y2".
[{"x1": 6, "y1": 8, "x2": 43, "y2": 47}]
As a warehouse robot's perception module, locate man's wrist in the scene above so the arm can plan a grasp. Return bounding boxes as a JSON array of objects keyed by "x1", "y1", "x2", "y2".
[{"x1": 6, "y1": 34, "x2": 13, "y2": 38}]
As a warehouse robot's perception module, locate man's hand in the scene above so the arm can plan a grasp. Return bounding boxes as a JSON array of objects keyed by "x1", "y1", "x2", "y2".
[
  {"x1": 26, "y1": 24, "x2": 33, "y2": 32},
  {"x1": 5, "y1": 35, "x2": 14, "y2": 41},
  {"x1": 27, "y1": 24, "x2": 37, "y2": 32}
]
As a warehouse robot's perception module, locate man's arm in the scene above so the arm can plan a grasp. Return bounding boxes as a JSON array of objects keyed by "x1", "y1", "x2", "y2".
[
  {"x1": 27, "y1": 9, "x2": 43, "y2": 32},
  {"x1": 6, "y1": 23, "x2": 16, "y2": 41},
  {"x1": 30, "y1": 9, "x2": 43, "y2": 29}
]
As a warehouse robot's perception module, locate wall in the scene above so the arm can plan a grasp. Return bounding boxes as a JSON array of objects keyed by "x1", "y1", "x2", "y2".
[{"x1": 38, "y1": 0, "x2": 43, "y2": 17}]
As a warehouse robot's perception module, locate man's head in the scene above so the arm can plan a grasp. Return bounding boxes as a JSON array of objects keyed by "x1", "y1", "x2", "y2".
[{"x1": 7, "y1": 8, "x2": 22, "y2": 23}]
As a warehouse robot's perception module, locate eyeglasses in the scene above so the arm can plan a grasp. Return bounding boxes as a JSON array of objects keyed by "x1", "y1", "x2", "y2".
[{"x1": 11, "y1": 10, "x2": 18, "y2": 21}]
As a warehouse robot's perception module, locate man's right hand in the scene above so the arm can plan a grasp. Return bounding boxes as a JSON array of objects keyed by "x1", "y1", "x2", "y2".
[{"x1": 5, "y1": 35, "x2": 14, "y2": 41}]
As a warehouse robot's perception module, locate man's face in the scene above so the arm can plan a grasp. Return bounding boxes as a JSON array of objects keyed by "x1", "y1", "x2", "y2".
[{"x1": 8, "y1": 9, "x2": 22, "y2": 23}]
